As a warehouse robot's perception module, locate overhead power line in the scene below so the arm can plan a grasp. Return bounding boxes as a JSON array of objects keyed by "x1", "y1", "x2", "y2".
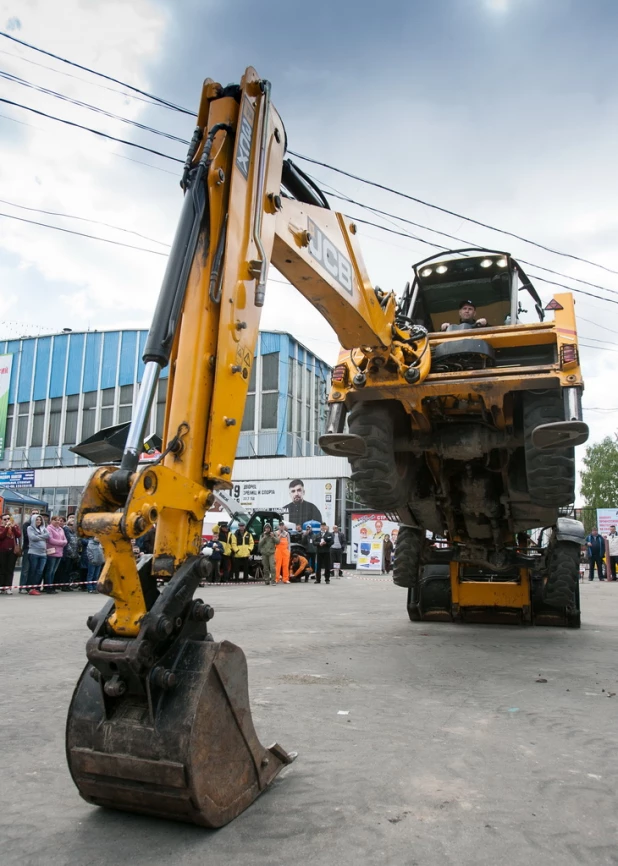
[
  {"x1": 0, "y1": 97, "x2": 183, "y2": 163},
  {"x1": 318, "y1": 183, "x2": 618, "y2": 300},
  {"x1": 0, "y1": 197, "x2": 171, "y2": 247},
  {"x1": 346, "y1": 215, "x2": 618, "y2": 307},
  {"x1": 0, "y1": 211, "x2": 168, "y2": 255},
  {"x1": 0, "y1": 31, "x2": 194, "y2": 115},
  {"x1": 3, "y1": 31, "x2": 617, "y2": 284},
  {"x1": 290, "y1": 150, "x2": 618, "y2": 279},
  {"x1": 0, "y1": 69, "x2": 190, "y2": 144},
  {"x1": 0, "y1": 47, "x2": 167, "y2": 109}
]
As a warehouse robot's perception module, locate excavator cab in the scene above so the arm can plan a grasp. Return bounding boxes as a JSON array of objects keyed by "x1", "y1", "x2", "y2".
[{"x1": 400, "y1": 248, "x2": 546, "y2": 333}]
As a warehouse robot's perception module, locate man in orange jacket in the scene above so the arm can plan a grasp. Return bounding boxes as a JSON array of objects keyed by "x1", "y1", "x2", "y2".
[
  {"x1": 290, "y1": 551, "x2": 313, "y2": 583},
  {"x1": 274, "y1": 525, "x2": 291, "y2": 583}
]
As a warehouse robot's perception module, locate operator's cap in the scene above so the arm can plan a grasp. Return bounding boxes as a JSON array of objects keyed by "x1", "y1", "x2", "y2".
[{"x1": 459, "y1": 299, "x2": 475, "y2": 309}]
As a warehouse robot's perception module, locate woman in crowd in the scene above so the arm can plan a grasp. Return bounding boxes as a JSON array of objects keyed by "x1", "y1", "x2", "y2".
[
  {"x1": 382, "y1": 534, "x2": 394, "y2": 575},
  {"x1": 86, "y1": 537, "x2": 105, "y2": 592},
  {"x1": 42, "y1": 515, "x2": 68, "y2": 594},
  {"x1": 0, "y1": 513, "x2": 22, "y2": 594},
  {"x1": 26, "y1": 514, "x2": 49, "y2": 595}
]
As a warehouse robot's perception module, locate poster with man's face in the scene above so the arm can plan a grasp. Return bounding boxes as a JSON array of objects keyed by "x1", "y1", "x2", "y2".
[{"x1": 230, "y1": 479, "x2": 335, "y2": 528}]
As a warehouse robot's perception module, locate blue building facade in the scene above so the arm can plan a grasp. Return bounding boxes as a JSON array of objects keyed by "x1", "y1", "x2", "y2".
[{"x1": 0, "y1": 329, "x2": 330, "y2": 472}]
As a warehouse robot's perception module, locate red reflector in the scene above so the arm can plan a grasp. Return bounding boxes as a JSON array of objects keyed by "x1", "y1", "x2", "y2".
[
  {"x1": 560, "y1": 345, "x2": 578, "y2": 366},
  {"x1": 545, "y1": 298, "x2": 564, "y2": 311},
  {"x1": 331, "y1": 365, "x2": 347, "y2": 384}
]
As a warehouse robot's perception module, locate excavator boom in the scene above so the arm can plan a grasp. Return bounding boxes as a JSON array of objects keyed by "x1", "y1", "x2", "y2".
[{"x1": 66, "y1": 69, "x2": 426, "y2": 826}]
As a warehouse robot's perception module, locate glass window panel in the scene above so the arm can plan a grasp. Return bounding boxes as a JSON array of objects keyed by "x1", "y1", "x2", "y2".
[
  {"x1": 31, "y1": 403, "x2": 45, "y2": 447},
  {"x1": 81, "y1": 407, "x2": 96, "y2": 440},
  {"x1": 158, "y1": 378, "x2": 168, "y2": 401},
  {"x1": 297, "y1": 399, "x2": 303, "y2": 435},
  {"x1": 262, "y1": 353, "x2": 278, "y2": 391},
  {"x1": 7, "y1": 403, "x2": 14, "y2": 418},
  {"x1": 118, "y1": 405, "x2": 132, "y2": 423},
  {"x1": 102, "y1": 388, "x2": 115, "y2": 407},
  {"x1": 262, "y1": 392, "x2": 278, "y2": 429},
  {"x1": 64, "y1": 411, "x2": 78, "y2": 445},
  {"x1": 287, "y1": 357, "x2": 294, "y2": 396},
  {"x1": 101, "y1": 407, "x2": 114, "y2": 428},
  {"x1": 119, "y1": 384, "x2": 134, "y2": 403},
  {"x1": 241, "y1": 394, "x2": 255, "y2": 431},
  {"x1": 287, "y1": 395, "x2": 293, "y2": 433},
  {"x1": 67, "y1": 394, "x2": 79, "y2": 411},
  {"x1": 248, "y1": 360, "x2": 256, "y2": 392},
  {"x1": 15, "y1": 415, "x2": 28, "y2": 448},
  {"x1": 18, "y1": 402, "x2": 30, "y2": 415},
  {"x1": 4, "y1": 414, "x2": 13, "y2": 447},
  {"x1": 50, "y1": 397, "x2": 62, "y2": 411},
  {"x1": 83, "y1": 391, "x2": 97, "y2": 409},
  {"x1": 69, "y1": 487, "x2": 83, "y2": 505},
  {"x1": 47, "y1": 408, "x2": 61, "y2": 446}
]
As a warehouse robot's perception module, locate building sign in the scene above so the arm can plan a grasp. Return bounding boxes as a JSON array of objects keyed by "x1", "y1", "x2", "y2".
[
  {"x1": 0, "y1": 469, "x2": 35, "y2": 488},
  {"x1": 0, "y1": 355, "x2": 13, "y2": 460},
  {"x1": 597, "y1": 508, "x2": 618, "y2": 535},
  {"x1": 231, "y1": 479, "x2": 336, "y2": 528},
  {"x1": 350, "y1": 512, "x2": 400, "y2": 563}
]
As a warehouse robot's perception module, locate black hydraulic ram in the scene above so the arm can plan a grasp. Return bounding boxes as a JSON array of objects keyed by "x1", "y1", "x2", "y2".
[{"x1": 119, "y1": 123, "x2": 232, "y2": 474}]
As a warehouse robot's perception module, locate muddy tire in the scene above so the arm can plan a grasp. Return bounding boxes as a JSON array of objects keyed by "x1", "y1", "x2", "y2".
[
  {"x1": 523, "y1": 391, "x2": 575, "y2": 506},
  {"x1": 544, "y1": 540, "x2": 580, "y2": 610},
  {"x1": 348, "y1": 402, "x2": 415, "y2": 512},
  {"x1": 393, "y1": 525, "x2": 424, "y2": 588}
]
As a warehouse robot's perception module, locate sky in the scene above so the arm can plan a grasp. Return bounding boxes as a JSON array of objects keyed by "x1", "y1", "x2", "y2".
[{"x1": 0, "y1": 0, "x2": 616, "y2": 487}]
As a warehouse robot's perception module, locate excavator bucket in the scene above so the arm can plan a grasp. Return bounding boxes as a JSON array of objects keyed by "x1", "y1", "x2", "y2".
[{"x1": 66, "y1": 636, "x2": 295, "y2": 827}]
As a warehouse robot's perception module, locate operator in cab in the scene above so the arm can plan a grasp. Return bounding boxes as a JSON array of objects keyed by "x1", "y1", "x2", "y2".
[{"x1": 441, "y1": 300, "x2": 487, "y2": 332}]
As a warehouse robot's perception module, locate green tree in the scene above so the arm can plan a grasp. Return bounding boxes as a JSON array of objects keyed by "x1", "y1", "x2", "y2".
[{"x1": 580, "y1": 436, "x2": 618, "y2": 510}]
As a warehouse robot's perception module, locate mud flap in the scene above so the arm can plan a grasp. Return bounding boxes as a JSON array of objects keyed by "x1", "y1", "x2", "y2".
[{"x1": 66, "y1": 639, "x2": 295, "y2": 827}]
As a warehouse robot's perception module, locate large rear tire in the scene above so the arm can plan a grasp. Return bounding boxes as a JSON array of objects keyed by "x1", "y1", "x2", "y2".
[
  {"x1": 523, "y1": 391, "x2": 575, "y2": 506},
  {"x1": 393, "y1": 525, "x2": 424, "y2": 588},
  {"x1": 544, "y1": 540, "x2": 581, "y2": 610},
  {"x1": 348, "y1": 402, "x2": 415, "y2": 512}
]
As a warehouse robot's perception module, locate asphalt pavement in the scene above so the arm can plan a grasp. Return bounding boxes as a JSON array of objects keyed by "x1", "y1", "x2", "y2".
[{"x1": 1, "y1": 575, "x2": 617, "y2": 866}]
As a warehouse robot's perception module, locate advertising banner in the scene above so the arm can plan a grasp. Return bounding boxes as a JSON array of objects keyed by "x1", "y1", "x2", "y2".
[
  {"x1": 350, "y1": 512, "x2": 399, "y2": 564},
  {"x1": 231, "y1": 479, "x2": 336, "y2": 528},
  {"x1": 596, "y1": 508, "x2": 618, "y2": 535},
  {"x1": 0, "y1": 355, "x2": 13, "y2": 460},
  {"x1": 0, "y1": 469, "x2": 35, "y2": 488},
  {"x1": 357, "y1": 538, "x2": 384, "y2": 573}
]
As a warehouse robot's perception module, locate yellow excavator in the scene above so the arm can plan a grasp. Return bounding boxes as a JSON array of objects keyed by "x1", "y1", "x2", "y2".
[{"x1": 67, "y1": 68, "x2": 588, "y2": 826}]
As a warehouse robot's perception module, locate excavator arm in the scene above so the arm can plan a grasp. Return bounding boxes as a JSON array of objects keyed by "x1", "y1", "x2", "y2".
[{"x1": 67, "y1": 68, "x2": 429, "y2": 827}]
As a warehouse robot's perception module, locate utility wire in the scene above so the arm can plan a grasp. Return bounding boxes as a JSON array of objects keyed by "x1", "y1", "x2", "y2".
[
  {"x1": 318, "y1": 183, "x2": 618, "y2": 300},
  {"x1": 0, "y1": 211, "x2": 168, "y2": 255},
  {"x1": 0, "y1": 31, "x2": 194, "y2": 115},
  {"x1": 5, "y1": 31, "x2": 618, "y2": 283},
  {"x1": 0, "y1": 97, "x2": 184, "y2": 163},
  {"x1": 0, "y1": 197, "x2": 171, "y2": 247},
  {"x1": 346, "y1": 215, "x2": 618, "y2": 307},
  {"x1": 0, "y1": 47, "x2": 168, "y2": 109},
  {"x1": 290, "y1": 150, "x2": 618, "y2": 278},
  {"x1": 0, "y1": 69, "x2": 190, "y2": 144}
]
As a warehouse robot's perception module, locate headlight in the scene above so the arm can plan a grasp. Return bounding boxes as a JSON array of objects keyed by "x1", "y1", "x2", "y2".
[
  {"x1": 480, "y1": 258, "x2": 493, "y2": 268},
  {"x1": 420, "y1": 268, "x2": 432, "y2": 277},
  {"x1": 497, "y1": 258, "x2": 508, "y2": 267},
  {"x1": 436, "y1": 265, "x2": 448, "y2": 274}
]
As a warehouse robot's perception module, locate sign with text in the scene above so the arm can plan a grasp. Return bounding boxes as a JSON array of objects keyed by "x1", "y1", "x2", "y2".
[
  {"x1": 350, "y1": 512, "x2": 399, "y2": 564},
  {"x1": 357, "y1": 538, "x2": 384, "y2": 573},
  {"x1": 231, "y1": 479, "x2": 336, "y2": 528},
  {"x1": 0, "y1": 469, "x2": 35, "y2": 488},
  {"x1": 0, "y1": 355, "x2": 12, "y2": 460},
  {"x1": 597, "y1": 508, "x2": 618, "y2": 535}
]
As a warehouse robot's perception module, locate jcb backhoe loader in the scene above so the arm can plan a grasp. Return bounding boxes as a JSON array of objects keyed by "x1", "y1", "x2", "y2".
[{"x1": 67, "y1": 68, "x2": 588, "y2": 827}]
